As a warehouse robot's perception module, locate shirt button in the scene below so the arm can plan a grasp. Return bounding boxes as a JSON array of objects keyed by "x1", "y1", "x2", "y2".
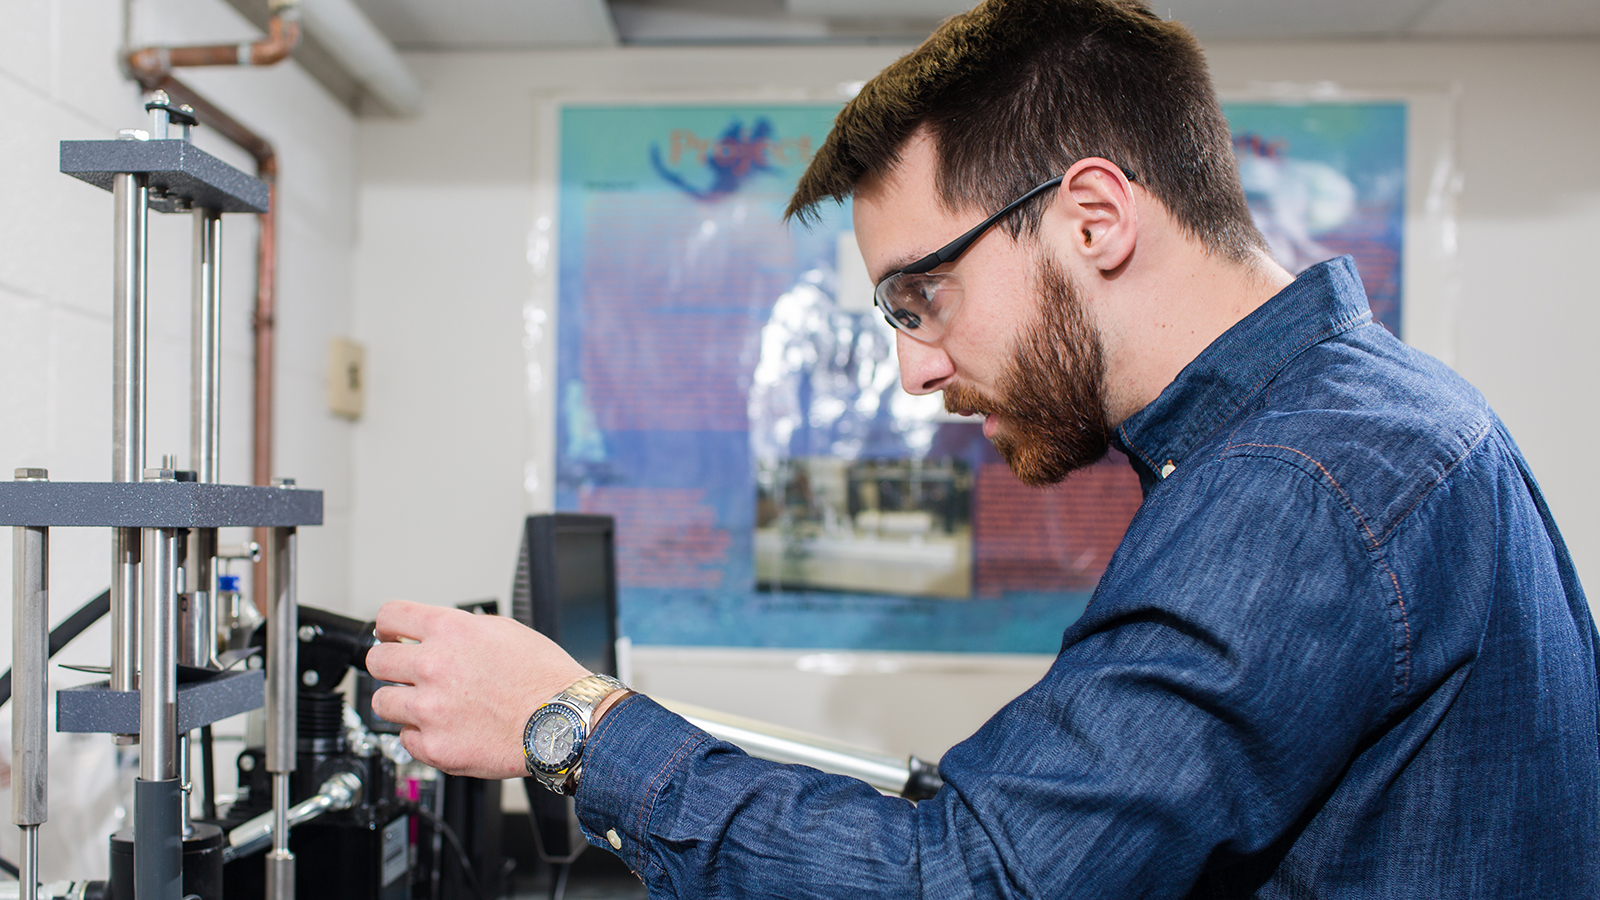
[
  {"x1": 1160, "y1": 461, "x2": 1176, "y2": 478},
  {"x1": 606, "y1": 828, "x2": 623, "y2": 850}
]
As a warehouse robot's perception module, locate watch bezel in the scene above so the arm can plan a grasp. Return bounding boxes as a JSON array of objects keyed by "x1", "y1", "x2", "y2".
[{"x1": 523, "y1": 701, "x2": 587, "y2": 777}]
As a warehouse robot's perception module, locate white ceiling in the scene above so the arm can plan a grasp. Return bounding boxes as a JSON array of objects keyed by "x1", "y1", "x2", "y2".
[{"x1": 348, "y1": 0, "x2": 1600, "y2": 50}]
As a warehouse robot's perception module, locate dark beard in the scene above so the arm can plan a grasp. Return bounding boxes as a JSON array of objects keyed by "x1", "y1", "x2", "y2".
[{"x1": 944, "y1": 255, "x2": 1112, "y2": 486}]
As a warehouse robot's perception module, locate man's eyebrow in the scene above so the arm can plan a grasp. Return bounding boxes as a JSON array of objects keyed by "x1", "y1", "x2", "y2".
[{"x1": 872, "y1": 253, "x2": 926, "y2": 286}]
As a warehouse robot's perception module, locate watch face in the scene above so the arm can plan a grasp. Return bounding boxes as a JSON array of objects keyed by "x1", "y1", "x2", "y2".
[{"x1": 524, "y1": 703, "x2": 585, "y2": 775}]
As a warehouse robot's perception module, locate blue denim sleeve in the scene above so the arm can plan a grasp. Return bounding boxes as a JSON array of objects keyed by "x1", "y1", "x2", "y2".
[{"x1": 574, "y1": 455, "x2": 1405, "y2": 899}]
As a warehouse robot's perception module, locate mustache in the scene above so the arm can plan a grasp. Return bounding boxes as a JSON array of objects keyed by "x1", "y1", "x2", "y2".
[{"x1": 942, "y1": 382, "x2": 1004, "y2": 417}]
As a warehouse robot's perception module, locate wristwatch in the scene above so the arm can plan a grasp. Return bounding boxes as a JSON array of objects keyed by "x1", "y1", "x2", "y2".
[{"x1": 523, "y1": 674, "x2": 628, "y2": 795}]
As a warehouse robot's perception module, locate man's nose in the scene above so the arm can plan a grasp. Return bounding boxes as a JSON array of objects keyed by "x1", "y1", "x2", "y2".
[{"x1": 896, "y1": 330, "x2": 955, "y2": 395}]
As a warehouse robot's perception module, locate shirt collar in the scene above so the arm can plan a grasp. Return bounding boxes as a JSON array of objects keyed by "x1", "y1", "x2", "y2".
[{"x1": 1113, "y1": 256, "x2": 1373, "y2": 492}]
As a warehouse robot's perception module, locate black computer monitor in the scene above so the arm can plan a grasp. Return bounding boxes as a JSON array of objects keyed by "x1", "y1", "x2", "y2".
[
  {"x1": 511, "y1": 513, "x2": 619, "y2": 865},
  {"x1": 511, "y1": 513, "x2": 618, "y2": 677}
]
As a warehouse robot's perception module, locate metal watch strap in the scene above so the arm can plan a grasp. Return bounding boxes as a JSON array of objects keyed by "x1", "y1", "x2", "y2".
[
  {"x1": 556, "y1": 674, "x2": 628, "y2": 716},
  {"x1": 529, "y1": 674, "x2": 628, "y2": 795}
]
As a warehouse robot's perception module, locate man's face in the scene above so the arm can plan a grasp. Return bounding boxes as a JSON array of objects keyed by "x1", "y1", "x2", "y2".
[{"x1": 853, "y1": 134, "x2": 1113, "y2": 486}]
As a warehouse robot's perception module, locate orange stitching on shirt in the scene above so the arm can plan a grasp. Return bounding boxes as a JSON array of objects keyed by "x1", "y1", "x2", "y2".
[
  {"x1": 1225, "y1": 442, "x2": 1415, "y2": 702},
  {"x1": 1381, "y1": 561, "x2": 1413, "y2": 695},
  {"x1": 1227, "y1": 443, "x2": 1378, "y2": 548},
  {"x1": 633, "y1": 723, "x2": 711, "y2": 877}
]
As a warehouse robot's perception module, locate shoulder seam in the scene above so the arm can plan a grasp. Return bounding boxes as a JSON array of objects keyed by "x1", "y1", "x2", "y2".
[
  {"x1": 1374, "y1": 417, "x2": 1495, "y2": 546},
  {"x1": 1210, "y1": 444, "x2": 1413, "y2": 701}
]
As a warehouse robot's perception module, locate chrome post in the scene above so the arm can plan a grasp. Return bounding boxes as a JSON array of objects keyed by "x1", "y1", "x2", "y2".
[
  {"x1": 184, "y1": 206, "x2": 224, "y2": 670},
  {"x1": 110, "y1": 166, "x2": 149, "y2": 698},
  {"x1": 140, "y1": 468, "x2": 179, "y2": 779},
  {"x1": 12, "y1": 468, "x2": 49, "y2": 900},
  {"x1": 265, "y1": 499, "x2": 298, "y2": 900},
  {"x1": 137, "y1": 467, "x2": 182, "y2": 900}
]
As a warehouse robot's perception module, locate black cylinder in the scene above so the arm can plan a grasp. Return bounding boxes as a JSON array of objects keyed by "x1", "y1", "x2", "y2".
[
  {"x1": 183, "y1": 823, "x2": 226, "y2": 900},
  {"x1": 297, "y1": 689, "x2": 346, "y2": 757},
  {"x1": 110, "y1": 821, "x2": 227, "y2": 900}
]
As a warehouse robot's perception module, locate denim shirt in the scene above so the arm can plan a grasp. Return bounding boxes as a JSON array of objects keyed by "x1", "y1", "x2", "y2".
[{"x1": 576, "y1": 257, "x2": 1600, "y2": 898}]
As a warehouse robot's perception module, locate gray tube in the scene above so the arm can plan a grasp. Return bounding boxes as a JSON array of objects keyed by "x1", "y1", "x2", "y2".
[
  {"x1": 13, "y1": 469, "x2": 48, "y2": 900},
  {"x1": 134, "y1": 778, "x2": 183, "y2": 900}
]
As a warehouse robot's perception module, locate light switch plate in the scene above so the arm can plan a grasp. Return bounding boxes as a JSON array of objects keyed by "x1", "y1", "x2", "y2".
[{"x1": 328, "y1": 337, "x2": 366, "y2": 420}]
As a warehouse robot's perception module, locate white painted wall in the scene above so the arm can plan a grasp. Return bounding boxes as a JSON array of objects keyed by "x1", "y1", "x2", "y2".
[
  {"x1": 0, "y1": 0, "x2": 357, "y2": 876},
  {"x1": 350, "y1": 38, "x2": 1600, "y2": 774}
]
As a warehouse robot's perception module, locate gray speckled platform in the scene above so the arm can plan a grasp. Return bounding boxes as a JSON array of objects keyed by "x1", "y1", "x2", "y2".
[
  {"x1": 60, "y1": 139, "x2": 269, "y2": 214},
  {"x1": 0, "y1": 482, "x2": 321, "y2": 527},
  {"x1": 56, "y1": 669, "x2": 265, "y2": 734}
]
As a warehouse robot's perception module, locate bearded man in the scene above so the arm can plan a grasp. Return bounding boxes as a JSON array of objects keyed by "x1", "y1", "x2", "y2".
[{"x1": 365, "y1": 0, "x2": 1600, "y2": 896}]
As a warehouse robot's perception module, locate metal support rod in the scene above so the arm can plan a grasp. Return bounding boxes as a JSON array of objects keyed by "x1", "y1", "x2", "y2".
[
  {"x1": 137, "y1": 467, "x2": 182, "y2": 900},
  {"x1": 140, "y1": 471, "x2": 179, "y2": 782},
  {"x1": 266, "y1": 517, "x2": 297, "y2": 900},
  {"x1": 185, "y1": 206, "x2": 224, "y2": 672},
  {"x1": 265, "y1": 774, "x2": 294, "y2": 900},
  {"x1": 191, "y1": 207, "x2": 222, "y2": 484},
  {"x1": 13, "y1": 469, "x2": 49, "y2": 900},
  {"x1": 111, "y1": 170, "x2": 149, "y2": 696}
]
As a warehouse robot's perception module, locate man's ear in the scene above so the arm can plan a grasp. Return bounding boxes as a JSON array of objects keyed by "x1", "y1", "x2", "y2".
[{"x1": 1051, "y1": 158, "x2": 1138, "y2": 273}]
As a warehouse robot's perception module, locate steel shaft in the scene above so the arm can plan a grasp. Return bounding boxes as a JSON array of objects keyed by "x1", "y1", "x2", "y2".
[
  {"x1": 111, "y1": 170, "x2": 148, "y2": 696},
  {"x1": 13, "y1": 469, "x2": 49, "y2": 900}
]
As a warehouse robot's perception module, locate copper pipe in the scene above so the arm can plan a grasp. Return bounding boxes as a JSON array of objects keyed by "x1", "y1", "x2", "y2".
[
  {"x1": 126, "y1": 12, "x2": 300, "y2": 78},
  {"x1": 125, "y1": 15, "x2": 299, "y2": 613}
]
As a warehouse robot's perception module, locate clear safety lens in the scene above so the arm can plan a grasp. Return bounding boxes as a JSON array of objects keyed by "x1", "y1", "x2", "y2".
[{"x1": 874, "y1": 271, "x2": 963, "y2": 343}]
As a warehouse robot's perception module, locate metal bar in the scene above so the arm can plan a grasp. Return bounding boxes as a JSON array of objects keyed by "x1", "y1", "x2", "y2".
[
  {"x1": 265, "y1": 774, "x2": 294, "y2": 900},
  {"x1": 191, "y1": 207, "x2": 222, "y2": 485},
  {"x1": 138, "y1": 470, "x2": 182, "y2": 900},
  {"x1": 265, "y1": 524, "x2": 296, "y2": 771},
  {"x1": 655, "y1": 698, "x2": 914, "y2": 795},
  {"x1": 140, "y1": 474, "x2": 179, "y2": 781},
  {"x1": 111, "y1": 170, "x2": 148, "y2": 696},
  {"x1": 266, "y1": 517, "x2": 297, "y2": 900},
  {"x1": 186, "y1": 206, "x2": 224, "y2": 673},
  {"x1": 13, "y1": 468, "x2": 48, "y2": 900},
  {"x1": 226, "y1": 772, "x2": 360, "y2": 863},
  {"x1": 181, "y1": 527, "x2": 217, "y2": 669}
]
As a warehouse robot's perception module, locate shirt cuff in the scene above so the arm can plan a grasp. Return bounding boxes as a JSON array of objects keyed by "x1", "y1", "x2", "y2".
[{"x1": 574, "y1": 693, "x2": 711, "y2": 879}]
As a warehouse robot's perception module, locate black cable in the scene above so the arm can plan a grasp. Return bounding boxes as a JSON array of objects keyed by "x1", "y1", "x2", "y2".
[
  {"x1": 200, "y1": 724, "x2": 218, "y2": 820},
  {"x1": 0, "y1": 854, "x2": 16, "y2": 878},
  {"x1": 0, "y1": 589, "x2": 112, "y2": 710},
  {"x1": 408, "y1": 800, "x2": 490, "y2": 900}
]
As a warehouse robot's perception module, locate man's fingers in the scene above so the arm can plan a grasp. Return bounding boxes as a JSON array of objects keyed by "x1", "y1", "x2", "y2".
[
  {"x1": 364, "y1": 641, "x2": 422, "y2": 686},
  {"x1": 373, "y1": 599, "x2": 439, "y2": 643},
  {"x1": 369, "y1": 683, "x2": 419, "y2": 726}
]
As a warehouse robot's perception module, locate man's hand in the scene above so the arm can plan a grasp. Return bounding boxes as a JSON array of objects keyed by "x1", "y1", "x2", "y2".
[{"x1": 365, "y1": 600, "x2": 589, "y2": 779}]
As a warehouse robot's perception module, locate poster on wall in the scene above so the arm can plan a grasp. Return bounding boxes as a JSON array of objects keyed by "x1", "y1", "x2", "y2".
[{"x1": 555, "y1": 99, "x2": 1407, "y2": 653}]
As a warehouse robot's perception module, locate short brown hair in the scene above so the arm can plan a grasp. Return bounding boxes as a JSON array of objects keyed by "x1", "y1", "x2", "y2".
[{"x1": 788, "y1": 0, "x2": 1265, "y2": 261}]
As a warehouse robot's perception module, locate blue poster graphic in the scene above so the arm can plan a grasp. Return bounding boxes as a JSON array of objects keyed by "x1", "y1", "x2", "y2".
[{"x1": 557, "y1": 101, "x2": 1407, "y2": 652}]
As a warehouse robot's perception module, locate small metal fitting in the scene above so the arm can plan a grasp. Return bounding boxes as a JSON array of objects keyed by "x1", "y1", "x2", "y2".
[
  {"x1": 272, "y1": 477, "x2": 296, "y2": 488},
  {"x1": 144, "y1": 467, "x2": 177, "y2": 482},
  {"x1": 297, "y1": 624, "x2": 322, "y2": 643},
  {"x1": 117, "y1": 128, "x2": 150, "y2": 141},
  {"x1": 14, "y1": 468, "x2": 48, "y2": 481}
]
